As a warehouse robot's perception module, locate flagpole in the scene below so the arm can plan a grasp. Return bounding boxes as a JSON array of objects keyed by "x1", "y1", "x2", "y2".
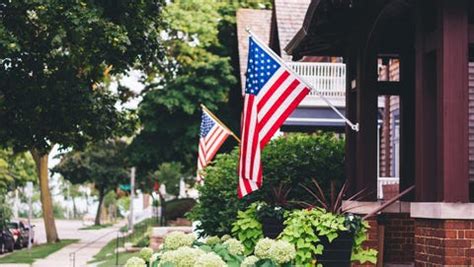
[
  {"x1": 200, "y1": 104, "x2": 241, "y2": 143},
  {"x1": 245, "y1": 28, "x2": 359, "y2": 132}
]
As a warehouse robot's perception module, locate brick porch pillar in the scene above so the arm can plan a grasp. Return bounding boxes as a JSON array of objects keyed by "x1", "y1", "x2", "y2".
[{"x1": 412, "y1": 203, "x2": 474, "y2": 266}]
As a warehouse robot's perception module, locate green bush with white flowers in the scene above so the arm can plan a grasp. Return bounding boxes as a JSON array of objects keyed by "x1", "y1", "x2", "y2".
[{"x1": 131, "y1": 231, "x2": 297, "y2": 267}]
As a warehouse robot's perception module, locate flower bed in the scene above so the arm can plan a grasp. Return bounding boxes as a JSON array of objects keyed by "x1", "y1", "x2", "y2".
[{"x1": 125, "y1": 231, "x2": 296, "y2": 267}]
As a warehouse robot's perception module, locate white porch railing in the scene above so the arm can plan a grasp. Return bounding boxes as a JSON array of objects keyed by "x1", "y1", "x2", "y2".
[
  {"x1": 377, "y1": 177, "x2": 400, "y2": 199},
  {"x1": 287, "y1": 62, "x2": 346, "y2": 98}
]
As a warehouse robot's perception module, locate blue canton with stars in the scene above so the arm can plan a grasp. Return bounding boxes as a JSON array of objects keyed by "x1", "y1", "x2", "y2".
[
  {"x1": 200, "y1": 112, "x2": 216, "y2": 138},
  {"x1": 245, "y1": 37, "x2": 280, "y2": 95}
]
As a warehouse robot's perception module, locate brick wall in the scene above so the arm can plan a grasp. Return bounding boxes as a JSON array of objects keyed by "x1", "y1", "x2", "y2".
[
  {"x1": 384, "y1": 213, "x2": 415, "y2": 263},
  {"x1": 415, "y1": 219, "x2": 474, "y2": 266},
  {"x1": 352, "y1": 218, "x2": 378, "y2": 267},
  {"x1": 352, "y1": 213, "x2": 415, "y2": 266}
]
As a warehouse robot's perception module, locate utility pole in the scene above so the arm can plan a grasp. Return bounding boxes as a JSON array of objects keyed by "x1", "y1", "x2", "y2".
[
  {"x1": 25, "y1": 182, "x2": 33, "y2": 249},
  {"x1": 129, "y1": 167, "x2": 136, "y2": 233}
]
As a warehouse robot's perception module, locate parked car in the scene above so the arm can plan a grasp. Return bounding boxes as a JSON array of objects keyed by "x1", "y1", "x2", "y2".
[
  {"x1": 20, "y1": 221, "x2": 34, "y2": 244},
  {"x1": 8, "y1": 221, "x2": 28, "y2": 249},
  {"x1": 0, "y1": 225, "x2": 14, "y2": 253}
]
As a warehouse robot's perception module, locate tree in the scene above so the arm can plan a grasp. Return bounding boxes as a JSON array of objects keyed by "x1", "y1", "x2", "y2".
[
  {"x1": 0, "y1": 1, "x2": 164, "y2": 242},
  {"x1": 153, "y1": 162, "x2": 185, "y2": 197},
  {"x1": 58, "y1": 178, "x2": 85, "y2": 219},
  {"x1": 53, "y1": 140, "x2": 128, "y2": 225},
  {"x1": 129, "y1": 0, "x2": 271, "y2": 177},
  {"x1": 0, "y1": 149, "x2": 36, "y2": 190}
]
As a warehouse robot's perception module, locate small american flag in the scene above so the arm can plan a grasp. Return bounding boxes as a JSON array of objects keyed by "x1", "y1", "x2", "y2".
[
  {"x1": 197, "y1": 108, "x2": 231, "y2": 181},
  {"x1": 238, "y1": 36, "x2": 310, "y2": 198}
]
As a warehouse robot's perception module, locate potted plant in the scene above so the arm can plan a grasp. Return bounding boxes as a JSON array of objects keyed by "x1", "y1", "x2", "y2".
[
  {"x1": 256, "y1": 203, "x2": 285, "y2": 239},
  {"x1": 280, "y1": 179, "x2": 377, "y2": 266},
  {"x1": 256, "y1": 184, "x2": 290, "y2": 239}
]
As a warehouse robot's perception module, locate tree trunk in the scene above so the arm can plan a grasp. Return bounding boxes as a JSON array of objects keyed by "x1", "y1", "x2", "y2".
[
  {"x1": 72, "y1": 197, "x2": 77, "y2": 219},
  {"x1": 95, "y1": 189, "x2": 105, "y2": 226},
  {"x1": 30, "y1": 149, "x2": 59, "y2": 243}
]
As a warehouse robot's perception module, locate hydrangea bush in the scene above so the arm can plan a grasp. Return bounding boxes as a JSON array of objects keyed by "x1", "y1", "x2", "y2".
[
  {"x1": 149, "y1": 231, "x2": 295, "y2": 266},
  {"x1": 124, "y1": 256, "x2": 146, "y2": 267},
  {"x1": 194, "y1": 252, "x2": 226, "y2": 267},
  {"x1": 163, "y1": 231, "x2": 196, "y2": 250},
  {"x1": 139, "y1": 247, "x2": 154, "y2": 263}
]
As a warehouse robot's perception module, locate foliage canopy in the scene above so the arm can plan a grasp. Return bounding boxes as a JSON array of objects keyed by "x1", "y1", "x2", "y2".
[{"x1": 0, "y1": 0, "x2": 164, "y2": 154}]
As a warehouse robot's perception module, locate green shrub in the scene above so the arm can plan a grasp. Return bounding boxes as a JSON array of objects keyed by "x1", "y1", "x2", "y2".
[
  {"x1": 231, "y1": 203, "x2": 263, "y2": 254},
  {"x1": 189, "y1": 133, "x2": 345, "y2": 237},
  {"x1": 164, "y1": 198, "x2": 196, "y2": 221},
  {"x1": 188, "y1": 149, "x2": 247, "y2": 236}
]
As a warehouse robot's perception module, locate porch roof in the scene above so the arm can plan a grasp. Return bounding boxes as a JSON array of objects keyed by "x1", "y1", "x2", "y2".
[{"x1": 285, "y1": 0, "x2": 413, "y2": 59}]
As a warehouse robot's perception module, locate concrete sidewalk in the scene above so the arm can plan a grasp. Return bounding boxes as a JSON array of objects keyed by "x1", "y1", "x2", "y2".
[{"x1": 0, "y1": 222, "x2": 123, "y2": 267}]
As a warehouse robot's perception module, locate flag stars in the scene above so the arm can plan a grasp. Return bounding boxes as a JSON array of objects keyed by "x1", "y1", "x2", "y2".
[{"x1": 244, "y1": 37, "x2": 280, "y2": 95}]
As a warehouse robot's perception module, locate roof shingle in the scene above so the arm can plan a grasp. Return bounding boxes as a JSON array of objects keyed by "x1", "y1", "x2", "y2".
[
  {"x1": 236, "y1": 8, "x2": 272, "y2": 93},
  {"x1": 274, "y1": 0, "x2": 311, "y2": 60}
]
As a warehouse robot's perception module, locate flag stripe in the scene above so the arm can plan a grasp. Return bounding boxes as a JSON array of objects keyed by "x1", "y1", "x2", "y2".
[
  {"x1": 205, "y1": 127, "x2": 224, "y2": 153},
  {"x1": 259, "y1": 82, "x2": 306, "y2": 142},
  {"x1": 206, "y1": 129, "x2": 227, "y2": 161},
  {"x1": 258, "y1": 79, "x2": 300, "y2": 130},
  {"x1": 244, "y1": 96, "x2": 258, "y2": 179},
  {"x1": 204, "y1": 126, "x2": 220, "y2": 145},
  {"x1": 257, "y1": 70, "x2": 290, "y2": 110},
  {"x1": 260, "y1": 86, "x2": 310, "y2": 146},
  {"x1": 257, "y1": 74, "x2": 295, "y2": 118}
]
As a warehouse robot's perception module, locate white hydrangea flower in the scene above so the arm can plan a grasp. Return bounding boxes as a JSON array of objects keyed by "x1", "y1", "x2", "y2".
[
  {"x1": 220, "y1": 234, "x2": 231, "y2": 242},
  {"x1": 205, "y1": 236, "x2": 221, "y2": 245},
  {"x1": 241, "y1": 255, "x2": 259, "y2": 267},
  {"x1": 163, "y1": 231, "x2": 196, "y2": 250},
  {"x1": 159, "y1": 246, "x2": 204, "y2": 267},
  {"x1": 223, "y1": 238, "x2": 244, "y2": 255},
  {"x1": 268, "y1": 240, "x2": 296, "y2": 264},
  {"x1": 254, "y1": 238, "x2": 275, "y2": 259},
  {"x1": 124, "y1": 256, "x2": 146, "y2": 267},
  {"x1": 194, "y1": 252, "x2": 226, "y2": 267},
  {"x1": 139, "y1": 247, "x2": 153, "y2": 262}
]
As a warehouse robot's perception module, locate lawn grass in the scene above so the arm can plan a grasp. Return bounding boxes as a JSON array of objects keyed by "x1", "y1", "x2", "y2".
[
  {"x1": 0, "y1": 239, "x2": 78, "y2": 264},
  {"x1": 88, "y1": 235, "x2": 119, "y2": 264},
  {"x1": 79, "y1": 223, "x2": 113, "y2": 230}
]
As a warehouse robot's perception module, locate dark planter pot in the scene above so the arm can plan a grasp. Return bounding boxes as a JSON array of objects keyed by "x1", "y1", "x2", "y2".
[
  {"x1": 260, "y1": 217, "x2": 284, "y2": 239},
  {"x1": 315, "y1": 231, "x2": 354, "y2": 267}
]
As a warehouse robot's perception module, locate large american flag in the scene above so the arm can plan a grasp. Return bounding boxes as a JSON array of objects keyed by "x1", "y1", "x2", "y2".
[
  {"x1": 197, "y1": 109, "x2": 231, "y2": 182},
  {"x1": 238, "y1": 36, "x2": 310, "y2": 198}
]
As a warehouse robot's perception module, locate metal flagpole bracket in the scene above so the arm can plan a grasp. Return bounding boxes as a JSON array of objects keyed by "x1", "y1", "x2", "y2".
[
  {"x1": 352, "y1": 123, "x2": 359, "y2": 132},
  {"x1": 245, "y1": 29, "x2": 360, "y2": 133}
]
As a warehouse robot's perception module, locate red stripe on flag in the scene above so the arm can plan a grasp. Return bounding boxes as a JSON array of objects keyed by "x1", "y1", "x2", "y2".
[
  {"x1": 239, "y1": 95, "x2": 254, "y2": 179},
  {"x1": 205, "y1": 126, "x2": 219, "y2": 145},
  {"x1": 257, "y1": 71, "x2": 290, "y2": 110},
  {"x1": 258, "y1": 79, "x2": 300, "y2": 129},
  {"x1": 260, "y1": 87, "x2": 310, "y2": 146},
  {"x1": 206, "y1": 130, "x2": 228, "y2": 161}
]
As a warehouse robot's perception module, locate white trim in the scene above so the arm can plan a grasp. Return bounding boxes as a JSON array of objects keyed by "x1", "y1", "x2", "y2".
[
  {"x1": 341, "y1": 201, "x2": 410, "y2": 214},
  {"x1": 286, "y1": 118, "x2": 346, "y2": 123},
  {"x1": 411, "y1": 202, "x2": 474, "y2": 220}
]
